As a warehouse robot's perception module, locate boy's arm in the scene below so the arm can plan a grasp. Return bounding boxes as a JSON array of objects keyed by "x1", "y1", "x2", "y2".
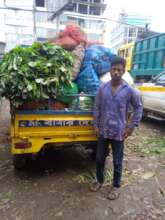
[
  {"x1": 124, "y1": 88, "x2": 143, "y2": 139},
  {"x1": 127, "y1": 88, "x2": 143, "y2": 129}
]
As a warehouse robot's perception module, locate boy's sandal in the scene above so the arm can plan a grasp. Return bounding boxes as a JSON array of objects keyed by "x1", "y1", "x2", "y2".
[
  {"x1": 107, "y1": 187, "x2": 120, "y2": 200},
  {"x1": 90, "y1": 182, "x2": 102, "y2": 192}
]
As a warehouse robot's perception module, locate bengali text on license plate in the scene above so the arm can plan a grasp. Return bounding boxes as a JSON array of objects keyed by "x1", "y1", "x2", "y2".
[{"x1": 19, "y1": 120, "x2": 94, "y2": 127}]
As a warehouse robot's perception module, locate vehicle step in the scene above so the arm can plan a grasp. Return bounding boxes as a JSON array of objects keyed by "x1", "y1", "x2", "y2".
[{"x1": 147, "y1": 114, "x2": 165, "y2": 121}]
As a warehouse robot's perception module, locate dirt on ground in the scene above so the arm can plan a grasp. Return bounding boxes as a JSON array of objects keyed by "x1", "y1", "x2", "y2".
[{"x1": 0, "y1": 101, "x2": 165, "y2": 220}]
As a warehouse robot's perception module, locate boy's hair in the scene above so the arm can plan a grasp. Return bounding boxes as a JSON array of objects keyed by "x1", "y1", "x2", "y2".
[{"x1": 111, "y1": 56, "x2": 126, "y2": 69}]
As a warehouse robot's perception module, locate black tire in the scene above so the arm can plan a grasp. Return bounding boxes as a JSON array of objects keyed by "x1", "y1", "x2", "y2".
[
  {"x1": 13, "y1": 155, "x2": 29, "y2": 170},
  {"x1": 142, "y1": 110, "x2": 148, "y2": 121},
  {"x1": 89, "y1": 142, "x2": 97, "y2": 160},
  {"x1": 91, "y1": 149, "x2": 97, "y2": 160}
]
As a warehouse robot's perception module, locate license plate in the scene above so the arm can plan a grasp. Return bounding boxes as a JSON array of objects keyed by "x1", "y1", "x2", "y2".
[{"x1": 19, "y1": 120, "x2": 94, "y2": 127}]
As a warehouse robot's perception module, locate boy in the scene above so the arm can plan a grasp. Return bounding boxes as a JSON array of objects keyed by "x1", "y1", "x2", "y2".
[{"x1": 91, "y1": 57, "x2": 143, "y2": 200}]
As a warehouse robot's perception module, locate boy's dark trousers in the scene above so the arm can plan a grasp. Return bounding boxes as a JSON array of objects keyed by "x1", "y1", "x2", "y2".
[{"x1": 96, "y1": 135, "x2": 124, "y2": 188}]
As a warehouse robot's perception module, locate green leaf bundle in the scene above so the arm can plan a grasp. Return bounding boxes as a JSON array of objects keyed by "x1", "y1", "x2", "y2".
[{"x1": 0, "y1": 42, "x2": 74, "y2": 107}]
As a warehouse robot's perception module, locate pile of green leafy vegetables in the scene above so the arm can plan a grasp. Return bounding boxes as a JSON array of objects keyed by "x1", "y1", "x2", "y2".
[{"x1": 0, "y1": 42, "x2": 74, "y2": 107}]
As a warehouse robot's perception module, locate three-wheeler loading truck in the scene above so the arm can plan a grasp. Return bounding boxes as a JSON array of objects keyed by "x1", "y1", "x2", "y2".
[{"x1": 11, "y1": 95, "x2": 97, "y2": 169}]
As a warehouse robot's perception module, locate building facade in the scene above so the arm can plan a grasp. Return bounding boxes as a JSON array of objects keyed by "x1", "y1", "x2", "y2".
[
  {"x1": 51, "y1": 0, "x2": 107, "y2": 42},
  {"x1": 1, "y1": 0, "x2": 70, "y2": 51},
  {"x1": 110, "y1": 13, "x2": 152, "y2": 53},
  {"x1": 0, "y1": 0, "x2": 6, "y2": 58},
  {"x1": 0, "y1": 0, "x2": 107, "y2": 52}
]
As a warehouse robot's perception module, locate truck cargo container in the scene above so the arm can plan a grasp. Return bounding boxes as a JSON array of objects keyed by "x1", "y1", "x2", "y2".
[{"x1": 131, "y1": 33, "x2": 165, "y2": 82}]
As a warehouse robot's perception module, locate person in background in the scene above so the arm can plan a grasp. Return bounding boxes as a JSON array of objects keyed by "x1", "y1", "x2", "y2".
[{"x1": 91, "y1": 56, "x2": 143, "y2": 200}]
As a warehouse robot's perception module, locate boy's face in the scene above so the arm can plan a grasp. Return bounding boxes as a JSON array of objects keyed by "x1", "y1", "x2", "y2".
[{"x1": 110, "y1": 64, "x2": 125, "y2": 82}]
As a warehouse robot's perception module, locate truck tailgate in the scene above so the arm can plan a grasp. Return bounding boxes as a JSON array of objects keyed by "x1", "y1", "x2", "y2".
[{"x1": 13, "y1": 111, "x2": 96, "y2": 143}]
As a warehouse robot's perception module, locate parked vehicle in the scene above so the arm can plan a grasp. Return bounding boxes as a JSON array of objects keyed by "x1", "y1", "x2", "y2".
[
  {"x1": 100, "y1": 71, "x2": 134, "y2": 86},
  {"x1": 118, "y1": 33, "x2": 165, "y2": 82},
  {"x1": 118, "y1": 42, "x2": 134, "y2": 72},
  {"x1": 137, "y1": 71, "x2": 165, "y2": 120},
  {"x1": 11, "y1": 95, "x2": 97, "y2": 169},
  {"x1": 131, "y1": 33, "x2": 165, "y2": 82}
]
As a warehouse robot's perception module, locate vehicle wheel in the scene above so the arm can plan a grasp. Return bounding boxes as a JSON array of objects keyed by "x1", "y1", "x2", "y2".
[
  {"x1": 142, "y1": 110, "x2": 148, "y2": 121},
  {"x1": 89, "y1": 142, "x2": 97, "y2": 160},
  {"x1": 13, "y1": 155, "x2": 28, "y2": 170},
  {"x1": 91, "y1": 149, "x2": 97, "y2": 160}
]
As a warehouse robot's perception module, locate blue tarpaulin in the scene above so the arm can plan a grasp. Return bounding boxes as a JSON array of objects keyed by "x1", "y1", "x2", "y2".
[{"x1": 75, "y1": 45, "x2": 116, "y2": 94}]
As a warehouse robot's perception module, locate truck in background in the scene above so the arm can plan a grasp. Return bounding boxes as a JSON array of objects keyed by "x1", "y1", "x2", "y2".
[
  {"x1": 118, "y1": 33, "x2": 165, "y2": 82},
  {"x1": 118, "y1": 33, "x2": 165, "y2": 120},
  {"x1": 131, "y1": 33, "x2": 165, "y2": 82},
  {"x1": 132, "y1": 34, "x2": 165, "y2": 120},
  {"x1": 118, "y1": 42, "x2": 134, "y2": 72}
]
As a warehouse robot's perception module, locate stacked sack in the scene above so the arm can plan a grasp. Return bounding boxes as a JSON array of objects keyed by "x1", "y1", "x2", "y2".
[
  {"x1": 51, "y1": 24, "x2": 116, "y2": 96},
  {"x1": 50, "y1": 24, "x2": 87, "y2": 80},
  {"x1": 75, "y1": 45, "x2": 116, "y2": 94}
]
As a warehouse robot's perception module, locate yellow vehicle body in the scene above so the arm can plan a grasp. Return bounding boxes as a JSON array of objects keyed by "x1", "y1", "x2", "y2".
[
  {"x1": 11, "y1": 110, "x2": 97, "y2": 156},
  {"x1": 118, "y1": 42, "x2": 134, "y2": 72}
]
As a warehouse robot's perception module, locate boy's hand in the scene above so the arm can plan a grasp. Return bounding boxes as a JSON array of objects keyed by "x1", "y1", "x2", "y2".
[{"x1": 123, "y1": 127, "x2": 134, "y2": 139}]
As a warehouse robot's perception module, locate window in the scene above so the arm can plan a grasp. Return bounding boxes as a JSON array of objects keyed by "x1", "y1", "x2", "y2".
[
  {"x1": 156, "y1": 73, "x2": 165, "y2": 84},
  {"x1": 67, "y1": 3, "x2": 76, "y2": 12},
  {"x1": 67, "y1": 16, "x2": 78, "y2": 24},
  {"x1": 94, "y1": 0, "x2": 101, "y2": 3},
  {"x1": 128, "y1": 28, "x2": 137, "y2": 38},
  {"x1": 125, "y1": 48, "x2": 132, "y2": 58},
  {"x1": 35, "y1": 0, "x2": 45, "y2": 7},
  {"x1": 118, "y1": 50, "x2": 125, "y2": 58},
  {"x1": 78, "y1": 4, "x2": 88, "y2": 14},
  {"x1": 78, "y1": 19, "x2": 85, "y2": 28},
  {"x1": 60, "y1": 14, "x2": 68, "y2": 25},
  {"x1": 90, "y1": 6, "x2": 101, "y2": 15},
  {"x1": 164, "y1": 58, "x2": 165, "y2": 68}
]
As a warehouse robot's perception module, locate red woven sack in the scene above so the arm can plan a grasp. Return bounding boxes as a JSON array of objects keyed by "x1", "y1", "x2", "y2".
[
  {"x1": 58, "y1": 24, "x2": 87, "y2": 45},
  {"x1": 55, "y1": 36, "x2": 78, "y2": 50}
]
